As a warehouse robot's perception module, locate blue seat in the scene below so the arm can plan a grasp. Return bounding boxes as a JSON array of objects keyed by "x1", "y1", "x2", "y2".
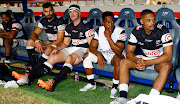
[
  {"x1": 115, "y1": 8, "x2": 139, "y2": 56},
  {"x1": 130, "y1": 8, "x2": 180, "y2": 90},
  {"x1": 6, "y1": 10, "x2": 14, "y2": 19},
  {"x1": 63, "y1": 9, "x2": 70, "y2": 24},
  {"x1": 86, "y1": 8, "x2": 102, "y2": 30}
]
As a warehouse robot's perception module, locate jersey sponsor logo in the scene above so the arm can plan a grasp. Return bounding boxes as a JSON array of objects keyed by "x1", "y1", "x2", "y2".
[
  {"x1": 72, "y1": 39, "x2": 85, "y2": 45},
  {"x1": 79, "y1": 32, "x2": 84, "y2": 37},
  {"x1": 156, "y1": 40, "x2": 161, "y2": 47},
  {"x1": 164, "y1": 33, "x2": 172, "y2": 42},
  {"x1": 47, "y1": 33, "x2": 57, "y2": 40},
  {"x1": 144, "y1": 50, "x2": 161, "y2": 56},
  {"x1": 136, "y1": 25, "x2": 143, "y2": 30},
  {"x1": 145, "y1": 39, "x2": 153, "y2": 42},
  {"x1": 72, "y1": 30, "x2": 78, "y2": 33},
  {"x1": 119, "y1": 33, "x2": 126, "y2": 41},
  {"x1": 47, "y1": 25, "x2": 53, "y2": 28}
]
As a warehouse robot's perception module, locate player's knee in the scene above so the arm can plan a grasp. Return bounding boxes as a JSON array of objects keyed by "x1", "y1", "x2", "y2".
[
  {"x1": 44, "y1": 46, "x2": 54, "y2": 55},
  {"x1": 83, "y1": 55, "x2": 93, "y2": 68},
  {"x1": 160, "y1": 62, "x2": 171, "y2": 73},
  {"x1": 113, "y1": 55, "x2": 121, "y2": 66},
  {"x1": 120, "y1": 58, "x2": 129, "y2": 66},
  {"x1": 0, "y1": 38, "x2": 3, "y2": 46}
]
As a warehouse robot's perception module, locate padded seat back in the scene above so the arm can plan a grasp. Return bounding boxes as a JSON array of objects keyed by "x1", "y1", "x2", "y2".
[
  {"x1": 63, "y1": 9, "x2": 70, "y2": 24},
  {"x1": 86, "y1": 8, "x2": 102, "y2": 30},
  {"x1": 115, "y1": 8, "x2": 139, "y2": 55},
  {"x1": 20, "y1": 9, "x2": 37, "y2": 39}
]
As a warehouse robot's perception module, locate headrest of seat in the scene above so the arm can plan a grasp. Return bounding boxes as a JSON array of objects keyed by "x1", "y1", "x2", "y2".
[
  {"x1": 155, "y1": 8, "x2": 175, "y2": 22},
  {"x1": 63, "y1": 9, "x2": 70, "y2": 20},
  {"x1": 88, "y1": 8, "x2": 102, "y2": 18},
  {"x1": 24, "y1": 9, "x2": 34, "y2": 17},
  {"x1": 118, "y1": 8, "x2": 136, "y2": 20}
]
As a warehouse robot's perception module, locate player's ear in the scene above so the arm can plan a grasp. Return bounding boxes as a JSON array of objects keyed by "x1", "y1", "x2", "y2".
[{"x1": 140, "y1": 19, "x2": 143, "y2": 25}]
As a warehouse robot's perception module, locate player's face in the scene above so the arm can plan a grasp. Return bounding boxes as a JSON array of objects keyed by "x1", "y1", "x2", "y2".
[
  {"x1": 69, "y1": 10, "x2": 80, "y2": 21},
  {"x1": 43, "y1": 6, "x2": 54, "y2": 19},
  {"x1": 140, "y1": 13, "x2": 156, "y2": 33},
  {"x1": 103, "y1": 16, "x2": 114, "y2": 31},
  {"x1": 1, "y1": 14, "x2": 10, "y2": 24}
]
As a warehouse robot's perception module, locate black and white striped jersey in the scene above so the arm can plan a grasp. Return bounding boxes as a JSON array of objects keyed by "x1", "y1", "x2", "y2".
[
  {"x1": 38, "y1": 15, "x2": 65, "y2": 42},
  {"x1": 0, "y1": 19, "x2": 27, "y2": 39},
  {"x1": 128, "y1": 24, "x2": 173, "y2": 58},
  {"x1": 65, "y1": 20, "x2": 94, "y2": 48},
  {"x1": 93, "y1": 25, "x2": 126, "y2": 60}
]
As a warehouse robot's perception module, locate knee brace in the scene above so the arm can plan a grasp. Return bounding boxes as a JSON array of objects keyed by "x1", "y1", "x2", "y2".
[
  {"x1": 83, "y1": 52, "x2": 98, "y2": 68},
  {"x1": 0, "y1": 38, "x2": 3, "y2": 46}
]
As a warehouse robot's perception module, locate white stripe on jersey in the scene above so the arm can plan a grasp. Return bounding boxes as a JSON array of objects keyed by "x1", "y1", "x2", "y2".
[
  {"x1": 0, "y1": 24, "x2": 4, "y2": 31},
  {"x1": 85, "y1": 29, "x2": 95, "y2": 37},
  {"x1": 65, "y1": 30, "x2": 70, "y2": 37},
  {"x1": 38, "y1": 22, "x2": 44, "y2": 29},
  {"x1": 12, "y1": 23, "x2": 22, "y2": 30},
  {"x1": 57, "y1": 25, "x2": 65, "y2": 31},
  {"x1": 161, "y1": 33, "x2": 172, "y2": 43},
  {"x1": 72, "y1": 39, "x2": 87, "y2": 45},
  {"x1": 142, "y1": 48, "x2": 163, "y2": 57},
  {"x1": 47, "y1": 33, "x2": 57, "y2": 41},
  {"x1": 129, "y1": 33, "x2": 138, "y2": 43}
]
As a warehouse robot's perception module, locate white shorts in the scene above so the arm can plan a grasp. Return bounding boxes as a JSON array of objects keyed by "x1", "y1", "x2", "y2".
[
  {"x1": 136, "y1": 55, "x2": 157, "y2": 70},
  {"x1": 0, "y1": 38, "x2": 27, "y2": 48},
  {"x1": 61, "y1": 47, "x2": 88, "y2": 58}
]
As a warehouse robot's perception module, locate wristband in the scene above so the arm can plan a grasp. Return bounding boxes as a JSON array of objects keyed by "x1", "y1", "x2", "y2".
[
  {"x1": 35, "y1": 40, "x2": 40, "y2": 43},
  {"x1": 51, "y1": 45, "x2": 60, "y2": 52}
]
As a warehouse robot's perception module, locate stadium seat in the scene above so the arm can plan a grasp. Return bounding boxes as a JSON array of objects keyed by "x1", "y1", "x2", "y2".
[
  {"x1": 86, "y1": 1, "x2": 95, "y2": 6},
  {"x1": 63, "y1": 1, "x2": 70, "y2": 6},
  {"x1": 6, "y1": 10, "x2": 14, "y2": 19},
  {"x1": 134, "y1": 0, "x2": 147, "y2": 5},
  {"x1": 20, "y1": 9, "x2": 37, "y2": 38},
  {"x1": 95, "y1": 0, "x2": 104, "y2": 6},
  {"x1": 69, "y1": 1, "x2": 78, "y2": 5},
  {"x1": 78, "y1": 1, "x2": 86, "y2": 6},
  {"x1": 63, "y1": 9, "x2": 70, "y2": 24},
  {"x1": 115, "y1": 8, "x2": 139, "y2": 55},
  {"x1": 104, "y1": 0, "x2": 114, "y2": 6},
  {"x1": 114, "y1": 0, "x2": 124, "y2": 5},
  {"x1": 130, "y1": 8, "x2": 180, "y2": 90},
  {"x1": 124, "y1": 0, "x2": 135, "y2": 5},
  {"x1": 86, "y1": 8, "x2": 102, "y2": 29}
]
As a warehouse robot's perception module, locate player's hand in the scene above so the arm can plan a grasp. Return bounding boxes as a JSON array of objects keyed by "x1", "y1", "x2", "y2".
[
  {"x1": 104, "y1": 28, "x2": 112, "y2": 39},
  {"x1": 97, "y1": 52, "x2": 106, "y2": 69},
  {"x1": 136, "y1": 58, "x2": 146, "y2": 70},
  {"x1": 50, "y1": 49, "x2": 59, "y2": 56},
  {"x1": 35, "y1": 41, "x2": 44, "y2": 53}
]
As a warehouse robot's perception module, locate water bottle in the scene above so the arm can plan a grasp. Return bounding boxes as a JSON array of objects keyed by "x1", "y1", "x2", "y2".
[{"x1": 75, "y1": 72, "x2": 79, "y2": 82}]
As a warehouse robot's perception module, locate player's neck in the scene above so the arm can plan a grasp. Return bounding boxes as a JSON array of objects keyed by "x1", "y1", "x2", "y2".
[
  {"x1": 144, "y1": 29, "x2": 152, "y2": 35},
  {"x1": 73, "y1": 18, "x2": 81, "y2": 26},
  {"x1": 48, "y1": 15, "x2": 55, "y2": 22}
]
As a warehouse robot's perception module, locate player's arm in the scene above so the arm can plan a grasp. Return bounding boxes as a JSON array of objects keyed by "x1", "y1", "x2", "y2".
[
  {"x1": 31, "y1": 27, "x2": 43, "y2": 42},
  {"x1": 89, "y1": 39, "x2": 99, "y2": 56},
  {"x1": 144, "y1": 44, "x2": 173, "y2": 66},
  {"x1": 126, "y1": 44, "x2": 139, "y2": 63},
  {"x1": 57, "y1": 37, "x2": 71, "y2": 50},
  {"x1": 47, "y1": 31, "x2": 65, "y2": 47},
  {"x1": 0, "y1": 30, "x2": 17, "y2": 39}
]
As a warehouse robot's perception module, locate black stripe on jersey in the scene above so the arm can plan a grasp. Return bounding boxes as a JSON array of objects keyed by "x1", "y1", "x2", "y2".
[
  {"x1": 64, "y1": 35, "x2": 71, "y2": 37},
  {"x1": 117, "y1": 40, "x2": 126, "y2": 43},
  {"x1": 162, "y1": 40, "x2": 173, "y2": 44},
  {"x1": 128, "y1": 42, "x2": 137, "y2": 45}
]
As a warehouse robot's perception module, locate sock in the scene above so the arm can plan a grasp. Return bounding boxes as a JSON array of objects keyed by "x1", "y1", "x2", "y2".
[
  {"x1": 149, "y1": 88, "x2": 160, "y2": 95},
  {"x1": 28, "y1": 62, "x2": 52, "y2": 85},
  {"x1": 26, "y1": 46, "x2": 37, "y2": 68},
  {"x1": 4, "y1": 56, "x2": 11, "y2": 64},
  {"x1": 119, "y1": 84, "x2": 128, "y2": 98},
  {"x1": 53, "y1": 64, "x2": 72, "y2": 87},
  {"x1": 112, "y1": 78, "x2": 119, "y2": 89},
  {"x1": 87, "y1": 74, "x2": 95, "y2": 85},
  {"x1": 35, "y1": 53, "x2": 49, "y2": 68}
]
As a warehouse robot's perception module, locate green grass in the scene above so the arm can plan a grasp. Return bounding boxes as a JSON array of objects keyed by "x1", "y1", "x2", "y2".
[{"x1": 9, "y1": 67, "x2": 178, "y2": 104}]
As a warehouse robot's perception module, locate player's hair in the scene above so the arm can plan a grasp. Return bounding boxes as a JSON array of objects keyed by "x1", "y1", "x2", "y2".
[
  {"x1": 102, "y1": 11, "x2": 114, "y2": 21},
  {"x1": 43, "y1": 2, "x2": 53, "y2": 9},
  {"x1": 69, "y1": 4, "x2": 80, "y2": 10},
  {"x1": 1, "y1": 12, "x2": 11, "y2": 18},
  {"x1": 140, "y1": 9, "x2": 154, "y2": 18}
]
